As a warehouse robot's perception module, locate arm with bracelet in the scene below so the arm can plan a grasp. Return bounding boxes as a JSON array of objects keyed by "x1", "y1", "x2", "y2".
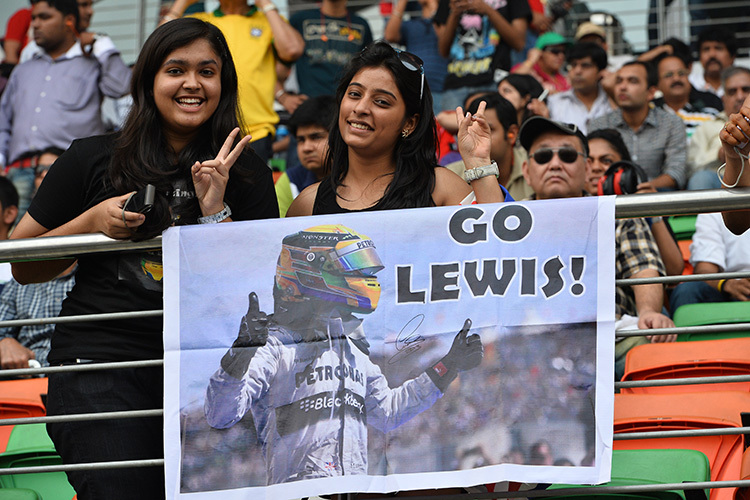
[{"x1": 719, "y1": 98, "x2": 750, "y2": 234}]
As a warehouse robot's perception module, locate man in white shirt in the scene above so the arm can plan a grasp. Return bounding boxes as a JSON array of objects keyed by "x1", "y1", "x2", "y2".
[
  {"x1": 548, "y1": 42, "x2": 612, "y2": 134},
  {"x1": 670, "y1": 212, "x2": 750, "y2": 313},
  {"x1": 689, "y1": 27, "x2": 737, "y2": 98}
]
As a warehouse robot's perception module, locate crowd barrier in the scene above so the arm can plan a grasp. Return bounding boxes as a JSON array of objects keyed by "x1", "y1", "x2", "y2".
[{"x1": 2, "y1": 188, "x2": 750, "y2": 499}]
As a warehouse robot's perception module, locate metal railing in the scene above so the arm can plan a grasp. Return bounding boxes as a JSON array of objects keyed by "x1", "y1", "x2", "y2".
[{"x1": 2, "y1": 188, "x2": 750, "y2": 498}]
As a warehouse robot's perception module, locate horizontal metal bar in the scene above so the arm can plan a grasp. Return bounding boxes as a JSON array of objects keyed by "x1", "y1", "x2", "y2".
[
  {"x1": 618, "y1": 271, "x2": 750, "y2": 287},
  {"x1": 0, "y1": 459, "x2": 164, "y2": 476},
  {"x1": 1, "y1": 189, "x2": 749, "y2": 263},
  {"x1": 614, "y1": 322, "x2": 750, "y2": 338},
  {"x1": 0, "y1": 233, "x2": 161, "y2": 262},
  {"x1": 613, "y1": 187, "x2": 750, "y2": 218},
  {"x1": 0, "y1": 409, "x2": 162, "y2": 427},
  {"x1": 0, "y1": 359, "x2": 163, "y2": 379},
  {"x1": 617, "y1": 374, "x2": 750, "y2": 389},
  {"x1": 0, "y1": 309, "x2": 162, "y2": 329},
  {"x1": 614, "y1": 426, "x2": 750, "y2": 440}
]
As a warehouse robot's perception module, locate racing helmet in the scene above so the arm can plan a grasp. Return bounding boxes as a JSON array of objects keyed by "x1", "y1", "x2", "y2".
[{"x1": 274, "y1": 225, "x2": 384, "y2": 314}]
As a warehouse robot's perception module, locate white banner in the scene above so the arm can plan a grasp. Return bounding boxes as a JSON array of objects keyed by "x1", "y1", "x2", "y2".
[{"x1": 163, "y1": 197, "x2": 615, "y2": 500}]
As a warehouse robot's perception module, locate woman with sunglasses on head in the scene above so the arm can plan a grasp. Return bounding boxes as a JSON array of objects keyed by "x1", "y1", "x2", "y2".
[
  {"x1": 9, "y1": 18, "x2": 278, "y2": 499},
  {"x1": 287, "y1": 41, "x2": 506, "y2": 217}
]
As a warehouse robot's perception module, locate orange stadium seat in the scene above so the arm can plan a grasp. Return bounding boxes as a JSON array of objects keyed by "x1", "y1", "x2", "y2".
[
  {"x1": 621, "y1": 337, "x2": 750, "y2": 394},
  {"x1": 0, "y1": 378, "x2": 47, "y2": 420},
  {"x1": 615, "y1": 391, "x2": 750, "y2": 500}
]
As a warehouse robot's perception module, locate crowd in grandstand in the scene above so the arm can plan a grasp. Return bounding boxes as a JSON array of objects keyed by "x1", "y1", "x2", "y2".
[{"x1": 2, "y1": 0, "x2": 750, "y2": 498}]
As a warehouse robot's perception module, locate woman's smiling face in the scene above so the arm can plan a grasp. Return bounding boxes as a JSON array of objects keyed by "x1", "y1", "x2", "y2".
[
  {"x1": 338, "y1": 66, "x2": 417, "y2": 157},
  {"x1": 153, "y1": 38, "x2": 222, "y2": 145}
]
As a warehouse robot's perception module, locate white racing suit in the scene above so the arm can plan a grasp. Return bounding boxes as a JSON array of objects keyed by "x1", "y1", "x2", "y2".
[{"x1": 204, "y1": 319, "x2": 443, "y2": 484}]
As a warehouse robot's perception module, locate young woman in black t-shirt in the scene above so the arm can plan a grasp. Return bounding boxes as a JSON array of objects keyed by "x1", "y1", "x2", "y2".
[
  {"x1": 9, "y1": 18, "x2": 278, "y2": 499},
  {"x1": 287, "y1": 41, "x2": 504, "y2": 217}
]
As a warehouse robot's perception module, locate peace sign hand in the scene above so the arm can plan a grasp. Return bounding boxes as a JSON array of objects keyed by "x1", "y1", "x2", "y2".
[
  {"x1": 456, "y1": 100, "x2": 492, "y2": 170},
  {"x1": 191, "y1": 127, "x2": 252, "y2": 216}
]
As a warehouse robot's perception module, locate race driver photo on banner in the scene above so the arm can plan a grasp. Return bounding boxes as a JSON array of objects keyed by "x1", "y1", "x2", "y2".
[{"x1": 162, "y1": 197, "x2": 615, "y2": 500}]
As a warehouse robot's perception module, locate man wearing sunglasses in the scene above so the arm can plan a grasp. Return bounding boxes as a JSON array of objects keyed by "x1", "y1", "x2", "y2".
[
  {"x1": 512, "y1": 32, "x2": 570, "y2": 95},
  {"x1": 519, "y1": 116, "x2": 676, "y2": 380}
]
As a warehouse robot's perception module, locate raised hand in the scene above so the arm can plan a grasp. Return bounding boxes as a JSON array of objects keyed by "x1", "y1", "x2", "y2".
[
  {"x1": 456, "y1": 101, "x2": 492, "y2": 171},
  {"x1": 221, "y1": 292, "x2": 269, "y2": 379},
  {"x1": 425, "y1": 318, "x2": 483, "y2": 392},
  {"x1": 192, "y1": 127, "x2": 252, "y2": 216}
]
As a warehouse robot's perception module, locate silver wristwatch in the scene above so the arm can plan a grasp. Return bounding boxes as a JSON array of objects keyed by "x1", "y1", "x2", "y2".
[
  {"x1": 464, "y1": 161, "x2": 499, "y2": 183},
  {"x1": 198, "y1": 203, "x2": 232, "y2": 224}
]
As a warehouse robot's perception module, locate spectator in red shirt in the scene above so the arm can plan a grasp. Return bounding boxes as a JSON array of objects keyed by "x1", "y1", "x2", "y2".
[
  {"x1": 3, "y1": 3, "x2": 32, "y2": 64},
  {"x1": 513, "y1": 32, "x2": 571, "y2": 95}
]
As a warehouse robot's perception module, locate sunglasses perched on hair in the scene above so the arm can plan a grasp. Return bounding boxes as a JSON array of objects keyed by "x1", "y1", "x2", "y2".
[
  {"x1": 531, "y1": 147, "x2": 586, "y2": 164},
  {"x1": 395, "y1": 49, "x2": 425, "y2": 101}
]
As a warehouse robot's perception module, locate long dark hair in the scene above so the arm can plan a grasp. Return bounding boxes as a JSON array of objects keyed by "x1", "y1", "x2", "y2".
[
  {"x1": 109, "y1": 18, "x2": 245, "y2": 239},
  {"x1": 325, "y1": 41, "x2": 438, "y2": 209}
]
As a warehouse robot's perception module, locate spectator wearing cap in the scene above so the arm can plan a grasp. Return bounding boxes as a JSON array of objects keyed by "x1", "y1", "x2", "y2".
[
  {"x1": 573, "y1": 21, "x2": 623, "y2": 104},
  {"x1": 512, "y1": 32, "x2": 571, "y2": 95},
  {"x1": 690, "y1": 27, "x2": 737, "y2": 98},
  {"x1": 588, "y1": 61, "x2": 687, "y2": 190},
  {"x1": 519, "y1": 116, "x2": 675, "y2": 380},
  {"x1": 548, "y1": 42, "x2": 613, "y2": 134},
  {"x1": 575, "y1": 22, "x2": 606, "y2": 48}
]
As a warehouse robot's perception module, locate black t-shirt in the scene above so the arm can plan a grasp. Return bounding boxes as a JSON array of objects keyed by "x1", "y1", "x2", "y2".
[
  {"x1": 434, "y1": 0, "x2": 530, "y2": 90},
  {"x1": 29, "y1": 134, "x2": 279, "y2": 363}
]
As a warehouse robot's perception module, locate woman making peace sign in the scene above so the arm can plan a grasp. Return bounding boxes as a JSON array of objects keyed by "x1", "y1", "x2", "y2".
[{"x1": 10, "y1": 18, "x2": 278, "y2": 499}]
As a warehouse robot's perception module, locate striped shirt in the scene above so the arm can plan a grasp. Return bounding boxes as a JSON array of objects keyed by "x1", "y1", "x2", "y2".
[
  {"x1": 0, "y1": 272, "x2": 75, "y2": 366},
  {"x1": 589, "y1": 105, "x2": 688, "y2": 188}
]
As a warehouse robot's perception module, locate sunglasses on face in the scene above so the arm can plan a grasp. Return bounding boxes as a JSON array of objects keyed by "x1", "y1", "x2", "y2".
[
  {"x1": 395, "y1": 49, "x2": 425, "y2": 101},
  {"x1": 531, "y1": 147, "x2": 586, "y2": 164},
  {"x1": 545, "y1": 47, "x2": 566, "y2": 56}
]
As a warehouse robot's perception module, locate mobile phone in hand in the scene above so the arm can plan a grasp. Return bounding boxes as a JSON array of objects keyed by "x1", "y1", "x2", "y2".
[{"x1": 123, "y1": 184, "x2": 155, "y2": 214}]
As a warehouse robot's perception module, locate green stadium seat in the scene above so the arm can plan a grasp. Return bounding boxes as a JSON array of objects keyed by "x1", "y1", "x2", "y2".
[
  {"x1": 673, "y1": 303, "x2": 750, "y2": 341},
  {"x1": 0, "y1": 424, "x2": 76, "y2": 500},
  {"x1": 545, "y1": 449, "x2": 710, "y2": 499},
  {"x1": 668, "y1": 215, "x2": 698, "y2": 241},
  {"x1": 0, "y1": 489, "x2": 42, "y2": 500}
]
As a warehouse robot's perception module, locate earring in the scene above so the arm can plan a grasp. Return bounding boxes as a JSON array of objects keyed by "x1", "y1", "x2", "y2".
[{"x1": 402, "y1": 130, "x2": 409, "y2": 138}]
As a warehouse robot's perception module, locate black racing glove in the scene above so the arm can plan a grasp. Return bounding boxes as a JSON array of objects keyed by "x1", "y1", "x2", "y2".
[
  {"x1": 220, "y1": 292, "x2": 269, "y2": 379},
  {"x1": 425, "y1": 318, "x2": 483, "y2": 392}
]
